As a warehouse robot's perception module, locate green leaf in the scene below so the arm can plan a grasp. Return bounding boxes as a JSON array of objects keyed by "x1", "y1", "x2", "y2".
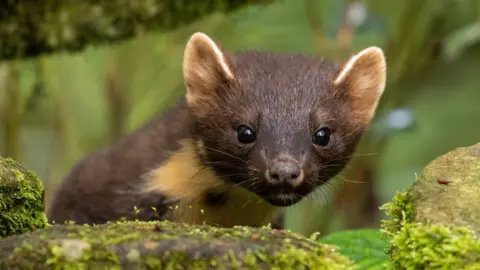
[{"x1": 318, "y1": 229, "x2": 390, "y2": 270}]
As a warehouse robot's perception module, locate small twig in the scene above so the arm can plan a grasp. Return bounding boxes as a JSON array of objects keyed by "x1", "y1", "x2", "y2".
[
  {"x1": 105, "y1": 55, "x2": 126, "y2": 141},
  {"x1": 1, "y1": 61, "x2": 22, "y2": 160},
  {"x1": 336, "y1": 0, "x2": 357, "y2": 55}
]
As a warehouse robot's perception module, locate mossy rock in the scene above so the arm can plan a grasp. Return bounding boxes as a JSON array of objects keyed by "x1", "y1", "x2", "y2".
[
  {"x1": 0, "y1": 220, "x2": 352, "y2": 269},
  {"x1": 0, "y1": 157, "x2": 48, "y2": 238},
  {"x1": 381, "y1": 142, "x2": 480, "y2": 269}
]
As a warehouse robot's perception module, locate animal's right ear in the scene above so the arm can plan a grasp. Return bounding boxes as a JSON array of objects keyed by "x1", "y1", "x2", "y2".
[
  {"x1": 333, "y1": 46, "x2": 386, "y2": 125},
  {"x1": 183, "y1": 32, "x2": 235, "y2": 107}
]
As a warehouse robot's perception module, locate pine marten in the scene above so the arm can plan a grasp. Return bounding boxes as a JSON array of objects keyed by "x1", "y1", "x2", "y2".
[{"x1": 47, "y1": 32, "x2": 386, "y2": 229}]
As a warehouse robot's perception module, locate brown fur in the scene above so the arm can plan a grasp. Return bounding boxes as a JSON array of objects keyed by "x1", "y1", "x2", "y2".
[{"x1": 47, "y1": 32, "x2": 386, "y2": 229}]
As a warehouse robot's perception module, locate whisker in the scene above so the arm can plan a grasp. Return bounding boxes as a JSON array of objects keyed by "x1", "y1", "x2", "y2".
[
  {"x1": 320, "y1": 152, "x2": 379, "y2": 166},
  {"x1": 321, "y1": 180, "x2": 336, "y2": 190},
  {"x1": 316, "y1": 188, "x2": 329, "y2": 205},
  {"x1": 337, "y1": 125, "x2": 364, "y2": 141},
  {"x1": 342, "y1": 179, "x2": 367, "y2": 184},
  {"x1": 311, "y1": 163, "x2": 343, "y2": 171},
  {"x1": 350, "y1": 152, "x2": 379, "y2": 157},
  {"x1": 199, "y1": 161, "x2": 261, "y2": 174},
  {"x1": 202, "y1": 146, "x2": 246, "y2": 163},
  {"x1": 249, "y1": 180, "x2": 261, "y2": 189},
  {"x1": 241, "y1": 199, "x2": 252, "y2": 209},
  {"x1": 309, "y1": 191, "x2": 325, "y2": 206},
  {"x1": 220, "y1": 173, "x2": 254, "y2": 179},
  {"x1": 233, "y1": 177, "x2": 260, "y2": 188},
  {"x1": 185, "y1": 165, "x2": 209, "y2": 191},
  {"x1": 201, "y1": 161, "x2": 246, "y2": 167}
]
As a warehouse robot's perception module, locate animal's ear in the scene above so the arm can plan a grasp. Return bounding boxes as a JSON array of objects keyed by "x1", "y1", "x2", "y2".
[
  {"x1": 183, "y1": 32, "x2": 235, "y2": 107},
  {"x1": 333, "y1": 47, "x2": 387, "y2": 124}
]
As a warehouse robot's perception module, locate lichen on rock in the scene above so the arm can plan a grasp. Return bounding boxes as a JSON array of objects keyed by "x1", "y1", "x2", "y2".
[
  {"x1": 0, "y1": 220, "x2": 353, "y2": 269},
  {"x1": 0, "y1": 157, "x2": 48, "y2": 238},
  {"x1": 381, "y1": 142, "x2": 480, "y2": 269}
]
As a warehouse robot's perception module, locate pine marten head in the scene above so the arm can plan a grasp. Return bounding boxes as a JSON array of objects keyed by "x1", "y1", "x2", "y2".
[{"x1": 183, "y1": 32, "x2": 386, "y2": 207}]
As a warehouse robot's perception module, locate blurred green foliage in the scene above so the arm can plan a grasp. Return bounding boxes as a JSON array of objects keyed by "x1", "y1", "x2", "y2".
[{"x1": 0, "y1": 0, "x2": 479, "y2": 236}]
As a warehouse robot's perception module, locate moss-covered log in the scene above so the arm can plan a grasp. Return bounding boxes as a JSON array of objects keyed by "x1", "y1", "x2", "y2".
[
  {"x1": 0, "y1": 0, "x2": 273, "y2": 62},
  {"x1": 0, "y1": 220, "x2": 352, "y2": 269},
  {"x1": 0, "y1": 157, "x2": 48, "y2": 238},
  {"x1": 381, "y1": 142, "x2": 480, "y2": 269}
]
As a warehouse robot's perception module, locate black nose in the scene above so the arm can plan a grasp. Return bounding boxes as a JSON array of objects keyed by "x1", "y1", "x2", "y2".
[{"x1": 267, "y1": 160, "x2": 303, "y2": 187}]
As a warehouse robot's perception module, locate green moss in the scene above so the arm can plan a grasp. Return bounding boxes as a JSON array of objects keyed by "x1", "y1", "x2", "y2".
[
  {"x1": 380, "y1": 142, "x2": 480, "y2": 269},
  {"x1": 0, "y1": 220, "x2": 353, "y2": 269},
  {"x1": 0, "y1": 157, "x2": 48, "y2": 238},
  {"x1": 379, "y1": 190, "x2": 414, "y2": 236},
  {"x1": 389, "y1": 221, "x2": 480, "y2": 269}
]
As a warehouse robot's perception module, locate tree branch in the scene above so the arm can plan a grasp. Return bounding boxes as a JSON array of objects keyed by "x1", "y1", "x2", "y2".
[{"x1": 0, "y1": 0, "x2": 272, "y2": 62}]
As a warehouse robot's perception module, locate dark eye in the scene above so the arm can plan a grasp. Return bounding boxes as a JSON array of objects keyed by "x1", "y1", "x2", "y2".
[
  {"x1": 312, "y1": 127, "x2": 331, "y2": 146},
  {"x1": 236, "y1": 125, "x2": 256, "y2": 144}
]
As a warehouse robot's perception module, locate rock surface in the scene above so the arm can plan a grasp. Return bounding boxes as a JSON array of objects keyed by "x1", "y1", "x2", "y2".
[
  {"x1": 381, "y1": 142, "x2": 480, "y2": 269},
  {"x1": 0, "y1": 156, "x2": 351, "y2": 269},
  {"x1": 411, "y1": 142, "x2": 480, "y2": 228},
  {"x1": 0, "y1": 220, "x2": 352, "y2": 269}
]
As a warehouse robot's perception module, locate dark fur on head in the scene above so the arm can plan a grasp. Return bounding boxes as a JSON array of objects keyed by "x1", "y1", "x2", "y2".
[{"x1": 183, "y1": 33, "x2": 386, "y2": 207}]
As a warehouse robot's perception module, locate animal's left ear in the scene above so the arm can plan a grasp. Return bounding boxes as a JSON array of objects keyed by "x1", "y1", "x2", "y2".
[
  {"x1": 333, "y1": 47, "x2": 386, "y2": 124},
  {"x1": 183, "y1": 32, "x2": 235, "y2": 108}
]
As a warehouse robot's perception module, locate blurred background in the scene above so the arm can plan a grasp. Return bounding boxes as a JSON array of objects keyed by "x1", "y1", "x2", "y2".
[{"x1": 1, "y1": 0, "x2": 479, "y2": 237}]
